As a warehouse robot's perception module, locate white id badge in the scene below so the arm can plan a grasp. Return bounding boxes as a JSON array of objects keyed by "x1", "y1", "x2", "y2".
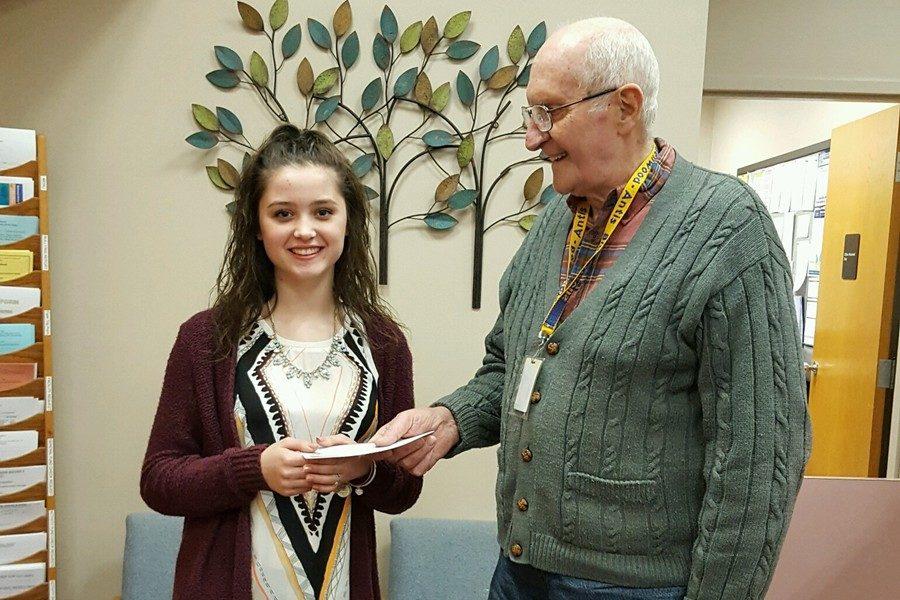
[{"x1": 512, "y1": 357, "x2": 543, "y2": 417}]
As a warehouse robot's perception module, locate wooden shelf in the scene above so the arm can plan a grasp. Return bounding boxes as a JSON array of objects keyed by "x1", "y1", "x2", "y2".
[{"x1": 0, "y1": 132, "x2": 53, "y2": 596}]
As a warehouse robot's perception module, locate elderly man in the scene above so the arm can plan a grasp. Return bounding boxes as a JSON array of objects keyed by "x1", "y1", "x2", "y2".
[{"x1": 373, "y1": 17, "x2": 810, "y2": 600}]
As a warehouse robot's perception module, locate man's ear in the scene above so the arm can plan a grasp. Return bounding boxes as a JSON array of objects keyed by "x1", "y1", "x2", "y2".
[{"x1": 614, "y1": 84, "x2": 645, "y2": 134}]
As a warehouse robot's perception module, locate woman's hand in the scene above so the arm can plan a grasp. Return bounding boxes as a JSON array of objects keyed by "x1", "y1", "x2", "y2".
[
  {"x1": 303, "y1": 434, "x2": 374, "y2": 494},
  {"x1": 260, "y1": 437, "x2": 317, "y2": 497}
]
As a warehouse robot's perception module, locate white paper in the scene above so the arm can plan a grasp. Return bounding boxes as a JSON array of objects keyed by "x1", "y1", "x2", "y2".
[
  {"x1": 0, "y1": 432, "x2": 37, "y2": 462},
  {"x1": 300, "y1": 431, "x2": 435, "y2": 460},
  {"x1": 0, "y1": 399, "x2": 43, "y2": 427},
  {"x1": 0, "y1": 562, "x2": 44, "y2": 598},
  {"x1": 0, "y1": 502, "x2": 44, "y2": 533},
  {"x1": 803, "y1": 317, "x2": 816, "y2": 346},
  {"x1": 0, "y1": 129, "x2": 36, "y2": 171},
  {"x1": 0, "y1": 533, "x2": 44, "y2": 566},
  {"x1": 0, "y1": 466, "x2": 45, "y2": 496},
  {"x1": 0, "y1": 287, "x2": 40, "y2": 319},
  {"x1": 792, "y1": 239, "x2": 810, "y2": 294}
]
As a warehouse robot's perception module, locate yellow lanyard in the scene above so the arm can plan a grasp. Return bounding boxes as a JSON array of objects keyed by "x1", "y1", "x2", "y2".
[{"x1": 539, "y1": 148, "x2": 657, "y2": 340}]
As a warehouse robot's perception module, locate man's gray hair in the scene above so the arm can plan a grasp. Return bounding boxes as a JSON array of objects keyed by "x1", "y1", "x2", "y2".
[{"x1": 574, "y1": 18, "x2": 660, "y2": 136}]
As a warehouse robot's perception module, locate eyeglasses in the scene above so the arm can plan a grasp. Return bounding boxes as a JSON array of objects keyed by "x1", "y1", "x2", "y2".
[{"x1": 522, "y1": 86, "x2": 620, "y2": 133}]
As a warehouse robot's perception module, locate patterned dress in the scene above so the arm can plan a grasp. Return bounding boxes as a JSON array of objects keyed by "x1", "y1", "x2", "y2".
[{"x1": 233, "y1": 319, "x2": 379, "y2": 600}]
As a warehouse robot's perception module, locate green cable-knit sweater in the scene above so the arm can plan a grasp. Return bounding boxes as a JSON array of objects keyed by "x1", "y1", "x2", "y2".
[{"x1": 435, "y1": 154, "x2": 812, "y2": 599}]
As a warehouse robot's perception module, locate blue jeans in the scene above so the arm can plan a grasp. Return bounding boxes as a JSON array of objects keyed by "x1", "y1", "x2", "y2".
[{"x1": 488, "y1": 555, "x2": 686, "y2": 600}]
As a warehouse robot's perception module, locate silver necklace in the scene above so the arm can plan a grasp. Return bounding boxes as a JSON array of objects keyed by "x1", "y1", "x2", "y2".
[{"x1": 268, "y1": 316, "x2": 343, "y2": 388}]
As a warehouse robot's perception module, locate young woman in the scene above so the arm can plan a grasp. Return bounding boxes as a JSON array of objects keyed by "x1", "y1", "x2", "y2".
[{"x1": 141, "y1": 125, "x2": 421, "y2": 600}]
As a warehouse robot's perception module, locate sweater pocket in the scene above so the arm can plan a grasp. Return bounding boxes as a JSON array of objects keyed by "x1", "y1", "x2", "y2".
[{"x1": 563, "y1": 471, "x2": 660, "y2": 555}]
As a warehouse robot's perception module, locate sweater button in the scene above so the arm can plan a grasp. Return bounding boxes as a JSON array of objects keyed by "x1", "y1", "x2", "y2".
[
  {"x1": 530, "y1": 391, "x2": 541, "y2": 404},
  {"x1": 521, "y1": 448, "x2": 533, "y2": 462},
  {"x1": 510, "y1": 543, "x2": 523, "y2": 557},
  {"x1": 517, "y1": 498, "x2": 528, "y2": 511},
  {"x1": 546, "y1": 342, "x2": 560, "y2": 356}
]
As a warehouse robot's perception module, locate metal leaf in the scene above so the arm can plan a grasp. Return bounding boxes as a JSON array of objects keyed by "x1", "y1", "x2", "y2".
[
  {"x1": 315, "y1": 96, "x2": 340, "y2": 123},
  {"x1": 446, "y1": 40, "x2": 481, "y2": 60},
  {"x1": 361, "y1": 77, "x2": 383, "y2": 111},
  {"x1": 217, "y1": 158, "x2": 242, "y2": 188},
  {"x1": 421, "y1": 16, "x2": 439, "y2": 54},
  {"x1": 431, "y1": 82, "x2": 451, "y2": 112},
  {"x1": 457, "y1": 133, "x2": 475, "y2": 168},
  {"x1": 517, "y1": 64, "x2": 531, "y2": 87},
  {"x1": 422, "y1": 130, "x2": 455, "y2": 148},
  {"x1": 216, "y1": 107, "x2": 243, "y2": 135},
  {"x1": 414, "y1": 72, "x2": 433, "y2": 106},
  {"x1": 507, "y1": 26, "x2": 525, "y2": 63},
  {"x1": 519, "y1": 214, "x2": 536, "y2": 231},
  {"x1": 380, "y1": 6, "x2": 398, "y2": 43},
  {"x1": 192, "y1": 104, "x2": 219, "y2": 131},
  {"x1": 237, "y1": 2, "x2": 264, "y2": 32},
  {"x1": 249, "y1": 52, "x2": 269, "y2": 86},
  {"x1": 523, "y1": 167, "x2": 544, "y2": 200},
  {"x1": 526, "y1": 22, "x2": 547, "y2": 57},
  {"x1": 376, "y1": 124, "x2": 394, "y2": 159},
  {"x1": 296, "y1": 58, "x2": 314, "y2": 96},
  {"x1": 424, "y1": 212, "x2": 458, "y2": 230},
  {"x1": 206, "y1": 165, "x2": 232, "y2": 189},
  {"x1": 479, "y1": 45, "x2": 499, "y2": 81},
  {"x1": 443, "y1": 11, "x2": 471, "y2": 40},
  {"x1": 226, "y1": 201, "x2": 237, "y2": 214},
  {"x1": 363, "y1": 185, "x2": 379, "y2": 201},
  {"x1": 393, "y1": 67, "x2": 418, "y2": 97},
  {"x1": 540, "y1": 183, "x2": 561, "y2": 204},
  {"x1": 333, "y1": 0, "x2": 352, "y2": 39},
  {"x1": 342, "y1": 31, "x2": 360, "y2": 68},
  {"x1": 282, "y1": 24, "x2": 302, "y2": 58},
  {"x1": 351, "y1": 153, "x2": 376, "y2": 178},
  {"x1": 488, "y1": 65, "x2": 518, "y2": 90},
  {"x1": 313, "y1": 67, "x2": 340, "y2": 95},
  {"x1": 373, "y1": 33, "x2": 391, "y2": 70},
  {"x1": 186, "y1": 131, "x2": 218, "y2": 149},
  {"x1": 456, "y1": 71, "x2": 475, "y2": 106},
  {"x1": 435, "y1": 174, "x2": 460, "y2": 202},
  {"x1": 269, "y1": 0, "x2": 288, "y2": 31},
  {"x1": 207, "y1": 69, "x2": 240, "y2": 89},
  {"x1": 399, "y1": 21, "x2": 422, "y2": 53},
  {"x1": 242, "y1": 152, "x2": 253, "y2": 173},
  {"x1": 215, "y1": 46, "x2": 243, "y2": 71},
  {"x1": 449, "y1": 188, "x2": 477, "y2": 210},
  {"x1": 308, "y1": 18, "x2": 332, "y2": 49}
]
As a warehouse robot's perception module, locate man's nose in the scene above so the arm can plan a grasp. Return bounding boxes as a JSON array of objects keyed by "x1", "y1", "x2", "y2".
[{"x1": 524, "y1": 122, "x2": 548, "y2": 152}]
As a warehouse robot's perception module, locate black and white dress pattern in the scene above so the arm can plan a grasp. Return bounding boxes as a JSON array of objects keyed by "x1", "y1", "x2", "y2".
[{"x1": 234, "y1": 319, "x2": 378, "y2": 600}]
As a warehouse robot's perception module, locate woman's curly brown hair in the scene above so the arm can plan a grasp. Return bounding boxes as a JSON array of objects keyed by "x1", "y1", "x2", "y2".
[{"x1": 212, "y1": 124, "x2": 399, "y2": 358}]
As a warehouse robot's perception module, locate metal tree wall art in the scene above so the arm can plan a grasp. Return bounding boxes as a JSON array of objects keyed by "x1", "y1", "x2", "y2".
[{"x1": 185, "y1": 0, "x2": 564, "y2": 308}]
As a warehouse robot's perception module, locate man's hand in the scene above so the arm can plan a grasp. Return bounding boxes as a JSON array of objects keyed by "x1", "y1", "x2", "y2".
[
  {"x1": 260, "y1": 437, "x2": 317, "y2": 497},
  {"x1": 370, "y1": 407, "x2": 460, "y2": 476}
]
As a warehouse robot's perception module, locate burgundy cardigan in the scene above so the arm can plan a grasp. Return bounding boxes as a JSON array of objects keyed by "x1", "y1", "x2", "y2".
[{"x1": 141, "y1": 309, "x2": 422, "y2": 600}]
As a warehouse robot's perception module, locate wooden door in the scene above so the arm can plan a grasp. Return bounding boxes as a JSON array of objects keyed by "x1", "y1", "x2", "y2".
[{"x1": 807, "y1": 105, "x2": 900, "y2": 476}]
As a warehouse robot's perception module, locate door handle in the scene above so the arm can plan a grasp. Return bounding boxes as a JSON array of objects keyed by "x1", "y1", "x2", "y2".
[{"x1": 803, "y1": 361, "x2": 820, "y2": 376}]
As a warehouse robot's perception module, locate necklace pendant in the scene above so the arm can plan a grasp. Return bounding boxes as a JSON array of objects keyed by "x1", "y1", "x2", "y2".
[{"x1": 302, "y1": 373, "x2": 313, "y2": 388}]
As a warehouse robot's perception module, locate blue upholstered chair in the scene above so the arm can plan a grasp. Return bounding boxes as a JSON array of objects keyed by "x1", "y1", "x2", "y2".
[
  {"x1": 120, "y1": 513, "x2": 498, "y2": 599},
  {"x1": 388, "y1": 518, "x2": 498, "y2": 600},
  {"x1": 120, "y1": 512, "x2": 183, "y2": 600}
]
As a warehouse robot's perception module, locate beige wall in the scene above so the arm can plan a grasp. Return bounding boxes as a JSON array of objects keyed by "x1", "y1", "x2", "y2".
[
  {"x1": 705, "y1": 0, "x2": 900, "y2": 96},
  {"x1": 0, "y1": 0, "x2": 709, "y2": 596},
  {"x1": 698, "y1": 97, "x2": 895, "y2": 174}
]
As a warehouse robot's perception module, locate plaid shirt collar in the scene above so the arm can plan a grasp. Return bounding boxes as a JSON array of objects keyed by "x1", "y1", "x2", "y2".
[{"x1": 565, "y1": 138, "x2": 676, "y2": 224}]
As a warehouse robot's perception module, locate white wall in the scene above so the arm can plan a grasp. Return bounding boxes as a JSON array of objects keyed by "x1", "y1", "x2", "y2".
[
  {"x1": 698, "y1": 97, "x2": 895, "y2": 175},
  {"x1": 0, "y1": 0, "x2": 709, "y2": 596},
  {"x1": 705, "y1": 0, "x2": 900, "y2": 96}
]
